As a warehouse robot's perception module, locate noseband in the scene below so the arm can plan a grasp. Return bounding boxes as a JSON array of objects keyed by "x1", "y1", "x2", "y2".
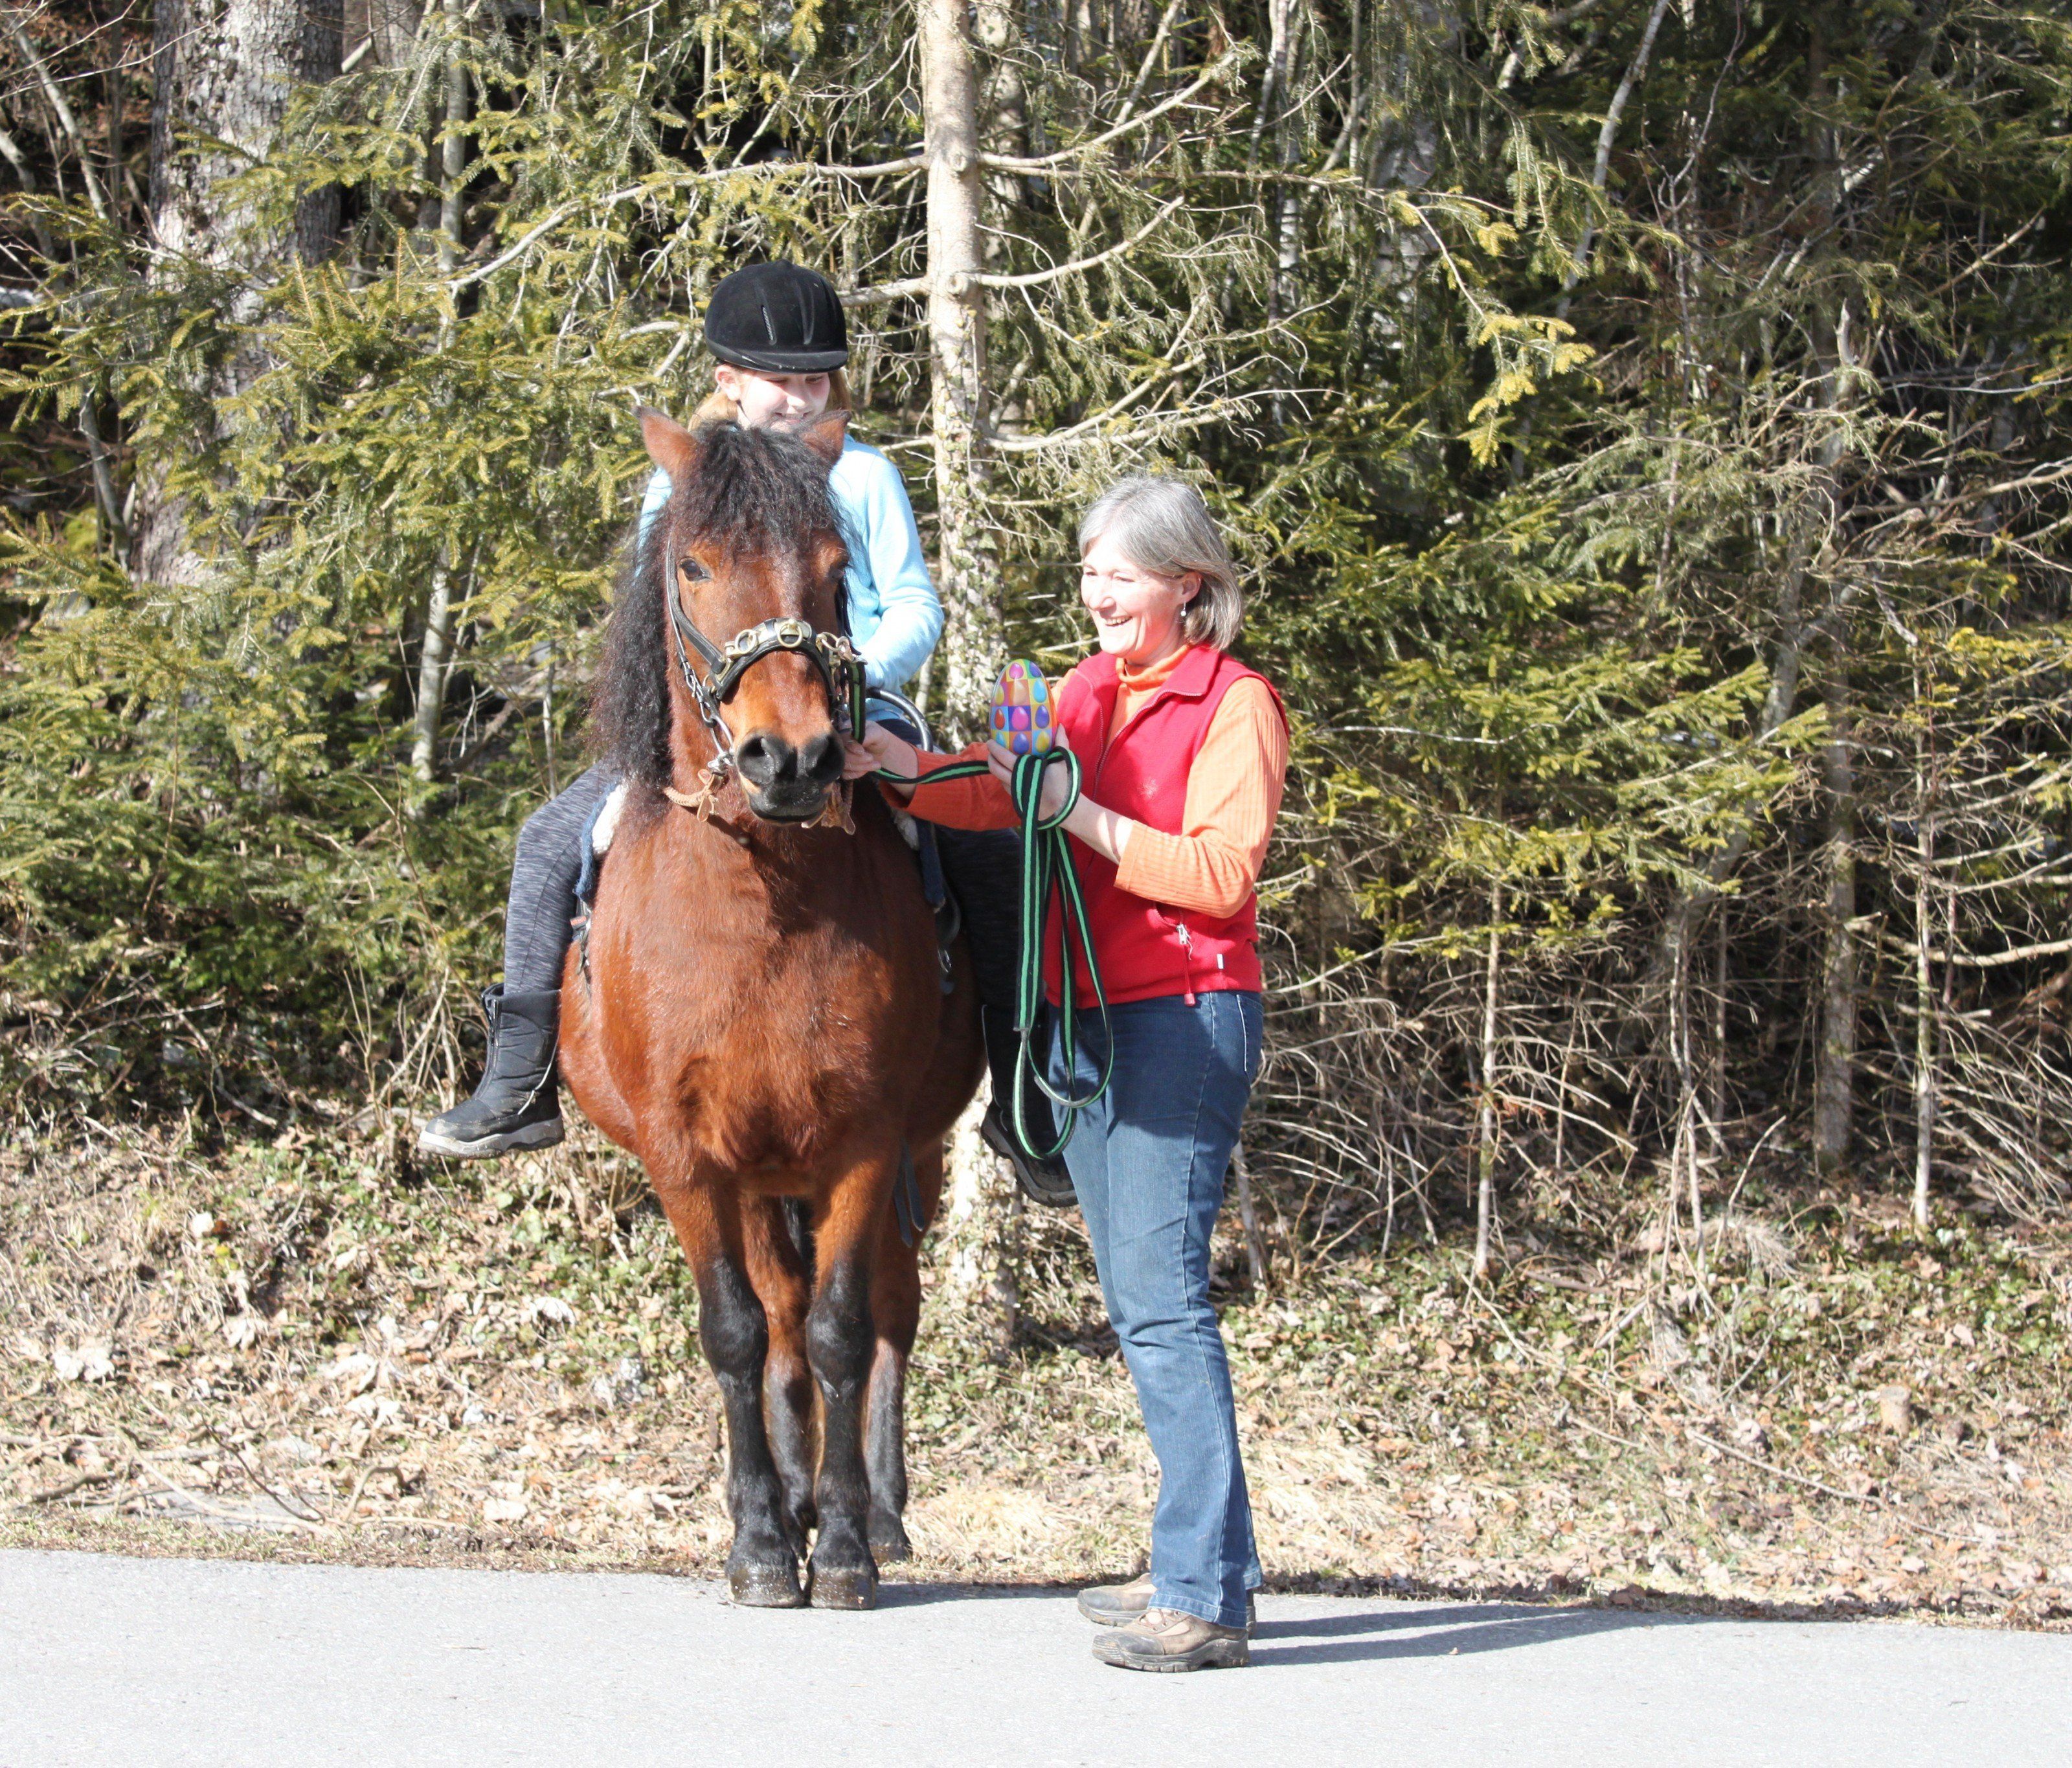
[{"x1": 667, "y1": 584, "x2": 867, "y2": 782}]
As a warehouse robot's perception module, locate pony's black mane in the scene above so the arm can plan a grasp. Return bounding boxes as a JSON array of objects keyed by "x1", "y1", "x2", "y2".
[{"x1": 591, "y1": 421, "x2": 845, "y2": 788}]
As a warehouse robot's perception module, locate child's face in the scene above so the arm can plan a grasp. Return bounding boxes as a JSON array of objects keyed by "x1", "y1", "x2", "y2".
[
  {"x1": 715, "y1": 365, "x2": 834, "y2": 431},
  {"x1": 1079, "y1": 529, "x2": 1198, "y2": 666}
]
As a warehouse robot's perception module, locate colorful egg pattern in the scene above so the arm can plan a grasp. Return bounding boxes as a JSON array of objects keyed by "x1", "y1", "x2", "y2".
[{"x1": 989, "y1": 659, "x2": 1056, "y2": 755}]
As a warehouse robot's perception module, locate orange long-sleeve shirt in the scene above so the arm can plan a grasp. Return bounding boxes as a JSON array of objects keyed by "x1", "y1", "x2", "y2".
[{"x1": 902, "y1": 646, "x2": 1288, "y2": 920}]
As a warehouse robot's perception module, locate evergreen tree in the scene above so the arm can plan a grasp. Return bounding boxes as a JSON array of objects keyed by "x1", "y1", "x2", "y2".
[{"x1": 3, "y1": 0, "x2": 2069, "y2": 1248}]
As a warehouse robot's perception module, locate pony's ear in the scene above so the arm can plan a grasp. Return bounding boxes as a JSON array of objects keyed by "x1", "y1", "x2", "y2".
[
  {"x1": 799, "y1": 408, "x2": 849, "y2": 468},
  {"x1": 638, "y1": 405, "x2": 701, "y2": 481}
]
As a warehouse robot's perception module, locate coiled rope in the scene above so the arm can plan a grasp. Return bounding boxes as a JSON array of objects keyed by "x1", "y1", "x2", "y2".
[{"x1": 879, "y1": 747, "x2": 1112, "y2": 1162}]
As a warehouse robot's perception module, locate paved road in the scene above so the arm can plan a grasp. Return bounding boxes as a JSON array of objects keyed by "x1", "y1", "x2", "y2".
[{"x1": 3, "y1": 1550, "x2": 2067, "y2": 1767}]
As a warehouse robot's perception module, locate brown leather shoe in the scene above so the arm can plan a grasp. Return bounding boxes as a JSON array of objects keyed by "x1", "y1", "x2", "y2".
[
  {"x1": 1078, "y1": 1574, "x2": 1256, "y2": 1634},
  {"x1": 1093, "y1": 1607, "x2": 1250, "y2": 1672}
]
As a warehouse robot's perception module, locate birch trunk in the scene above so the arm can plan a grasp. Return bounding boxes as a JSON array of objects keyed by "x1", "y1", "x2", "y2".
[
  {"x1": 411, "y1": 547, "x2": 456, "y2": 784},
  {"x1": 916, "y1": 0, "x2": 1003, "y2": 733},
  {"x1": 917, "y1": 0, "x2": 1015, "y2": 1340},
  {"x1": 411, "y1": 0, "x2": 470, "y2": 783}
]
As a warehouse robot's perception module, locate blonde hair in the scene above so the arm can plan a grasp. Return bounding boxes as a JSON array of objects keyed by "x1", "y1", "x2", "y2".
[
  {"x1": 1078, "y1": 474, "x2": 1244, "y2": 651},
  {"x1": 692, "y1": 367, "x2": 853, "y2": 429}
]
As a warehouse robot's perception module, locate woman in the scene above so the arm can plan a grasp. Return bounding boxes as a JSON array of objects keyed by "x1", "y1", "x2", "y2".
[
  {"x1": 849, "y1": 475, "x2": 1288, "y2": 1672},
  {"x1": 420, "y1": 262, "x2": 1063, "y2": 1193}
]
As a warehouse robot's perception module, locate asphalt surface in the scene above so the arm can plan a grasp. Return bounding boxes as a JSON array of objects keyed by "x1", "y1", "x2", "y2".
[{"x1": 3, "y1": 1549, "x2": 2067, "y2": 1766}]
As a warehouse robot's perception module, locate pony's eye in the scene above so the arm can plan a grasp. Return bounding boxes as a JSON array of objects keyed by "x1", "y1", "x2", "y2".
[{"x1": 679, "y1": 556, "x2": 710, "y2": 583}]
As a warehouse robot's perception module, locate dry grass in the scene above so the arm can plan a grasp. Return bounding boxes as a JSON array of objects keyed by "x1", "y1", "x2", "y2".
[{"x1": 3, "y1": 1113, "x2": 2069, "y2": 1626}]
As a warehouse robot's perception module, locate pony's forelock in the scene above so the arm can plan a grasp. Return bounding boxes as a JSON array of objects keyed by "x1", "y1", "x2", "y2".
[{"x1": 589, "y1": 422, "x2": 845, "y2": 789}]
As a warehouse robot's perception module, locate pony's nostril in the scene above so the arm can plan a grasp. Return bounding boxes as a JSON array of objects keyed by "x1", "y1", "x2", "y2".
[
  {"x1": 734, "y1": 732, "x2": 797, "y2": 789},
  {"x1": 798, "y1": 732, "x2": 844, "y2": 785}
]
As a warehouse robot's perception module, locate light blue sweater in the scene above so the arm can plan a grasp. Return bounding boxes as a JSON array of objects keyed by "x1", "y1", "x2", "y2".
[{"x1": 637, "y1": 438, "x2": 941, "y2": 696}]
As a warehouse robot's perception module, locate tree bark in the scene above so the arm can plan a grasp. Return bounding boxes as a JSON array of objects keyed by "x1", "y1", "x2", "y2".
[
  {"x1": 1472, "y1": 883, "x2": 1502, "y2": 1281},
  {"x1": 411, "y1": 547, "x2": 457, "y2": 784},
  {"x1": 146, "y1": 0, "x2": 341, "y2": 267},
  {"x1": 1813, "y1": 649, "x2": 1858, "y2": 1177},
  {"x1": 134, "y1": 0, "x2": 343, "y2": 585},
  {"x1": 1912, "y1": 665, "x2": 1938, "y2": 1228},
  {"x1": 916, "y1": 0, "x2": 1013, "y2": 1341},
  {"x1": 936, "y1": 1091, "x2": 1020, "y2": 1358},
  {"x1": 436, "y1": 0, "x2": 466, "y2": 275},
  {"x1": 916, "y1": 0, "x2": 1002, "y2": 733}
]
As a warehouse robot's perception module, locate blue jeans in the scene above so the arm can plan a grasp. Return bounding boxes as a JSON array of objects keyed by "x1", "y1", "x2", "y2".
[{"x1": 1050, "y1": 988, "x2": 1264, "y2": 1629}]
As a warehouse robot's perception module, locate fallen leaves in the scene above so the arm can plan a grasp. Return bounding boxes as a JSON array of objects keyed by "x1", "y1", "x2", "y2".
[{"x1": 51, "y1": 1343, "x2": 113, "y2": 1383}]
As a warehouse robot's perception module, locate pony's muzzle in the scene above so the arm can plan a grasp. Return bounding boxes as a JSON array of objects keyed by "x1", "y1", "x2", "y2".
[{"x1": 734, "y1": 729, "x2": 845, "y2": 821}]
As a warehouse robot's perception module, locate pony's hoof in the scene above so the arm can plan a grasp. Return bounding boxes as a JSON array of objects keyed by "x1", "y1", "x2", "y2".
[
  {"x1": 809, "y1": 1565, "x2": 879, "y2": 1610},
  {"x1": 728, "y1": 1564, "x2": 807, "y2": 1608},
  {"x1": 868, "y1": 1512, "x2": 912, "y2": 1563}
]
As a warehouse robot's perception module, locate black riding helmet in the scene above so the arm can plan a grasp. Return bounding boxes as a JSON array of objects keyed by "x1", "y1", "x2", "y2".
[{"x1": 703, "y1": 261, "x2": 849, "y2": 374}]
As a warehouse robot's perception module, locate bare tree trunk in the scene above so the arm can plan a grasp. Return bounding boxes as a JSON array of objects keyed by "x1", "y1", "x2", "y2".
[
  {"x1": 134, "y1": 0, "x2": 342, "y2": 584},
  {"x1": 409, "y1": 0, "x2": 470, "y2": 784},
  {"x1": 344, "y1": 0, "x2": 423, "y2": 69},
  {"x1": 936, "y1": 1091, "x2": 1020, "y2": 1357},
  {"x1": 411, "y1": 547, "x2": 456, "y2": 784},
  {"x1": 1913, "y1": 664, "x2": 1939, "y2": 1229},
  {"x1": 916, "y1": 0, "x2": 1013, "y2": 1339},
  {"x1": 1814, "y1": 649, "x2": 1858, "y2": 1177},
  {"x1": 1232, "y1": 1140, "x2": 1270, "y2": 1293},
  {"x1": 1641, "y1": 533, "x2": 1813, "y2": 1025},
  {"x1": 436, "y1": 0, "x2": 466, "y2": 275},
  {"x1": 916, "y1": 0, "x2": 1002, "y2": 732},
  {"x1": 1473, "y1": 882, "x2": 1502, "y2": 1281}
]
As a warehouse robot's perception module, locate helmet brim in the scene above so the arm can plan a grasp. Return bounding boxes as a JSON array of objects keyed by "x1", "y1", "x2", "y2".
[{"x1": 709, "y1": 341, "x2": 850, "y2": 374}]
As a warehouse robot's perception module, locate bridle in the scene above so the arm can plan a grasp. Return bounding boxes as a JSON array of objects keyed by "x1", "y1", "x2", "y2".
[{"x1": 666, "y1": 560, "x2": 868, "y2": 786}]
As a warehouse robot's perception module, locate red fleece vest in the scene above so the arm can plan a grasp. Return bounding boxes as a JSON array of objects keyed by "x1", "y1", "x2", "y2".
[{"x1": 1044, "y1": 646, "x2": 1285, "y2": 1008}]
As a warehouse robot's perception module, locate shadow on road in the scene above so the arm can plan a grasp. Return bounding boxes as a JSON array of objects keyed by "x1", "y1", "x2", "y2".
[
  {"x1": 1249, "y1": 1601, "x2": 1709, "y2": 1668},
  {"x1": 877, "y1": 1581, "x2": 1069, "y2": 1609},
  {"x1": 877, "y1": 1582, "x2": 1722, "y2": 1668}
]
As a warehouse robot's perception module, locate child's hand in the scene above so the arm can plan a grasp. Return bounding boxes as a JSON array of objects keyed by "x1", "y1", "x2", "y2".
[{"x1": 846, "y1": 721, "x2": 918, "y2": 782}]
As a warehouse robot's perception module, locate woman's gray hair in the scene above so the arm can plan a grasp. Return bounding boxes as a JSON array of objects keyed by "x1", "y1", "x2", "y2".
[{"x1": 1077, "y1": 473, "x2": 1244, "y2": 652}]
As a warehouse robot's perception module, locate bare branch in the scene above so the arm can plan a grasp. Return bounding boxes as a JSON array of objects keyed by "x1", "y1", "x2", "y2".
[
  {"x1": 2, "y1": 11, "x2": 109, "y2": 222},
  {"x1": 968, "y1": 196, "x2": 1186, "y2": 289},
  {"x1": 977, "y1": 55, "x2": 1241, "y2": 174}
]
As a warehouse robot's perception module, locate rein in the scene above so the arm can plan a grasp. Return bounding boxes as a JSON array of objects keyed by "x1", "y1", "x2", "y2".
[
  {"x1": 662, "y1": 568, "x2": 1110, "y2": 1162},
  {"x1": 879, "y1": 748, "x2": 1114, "y2": 1164}
]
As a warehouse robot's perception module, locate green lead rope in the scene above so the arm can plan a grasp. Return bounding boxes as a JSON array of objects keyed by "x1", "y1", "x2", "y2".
[{"x1": 877, "y1": 748, "x2": 1113, "y2": 1162}]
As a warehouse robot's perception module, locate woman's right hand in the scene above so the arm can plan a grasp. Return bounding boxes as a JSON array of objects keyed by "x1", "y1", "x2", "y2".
[{"x1": 843, "y1": 720, "x2": 919, "y2": 784}]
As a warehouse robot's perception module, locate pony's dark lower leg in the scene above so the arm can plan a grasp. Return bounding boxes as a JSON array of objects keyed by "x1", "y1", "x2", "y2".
[
  {"x1": 803, "y1": 1186, "x2": 884, "y2": 1607},
  {"x1": 864, "y1": 1196, "x2": 926, "y2": 1562},
  {"x1": 694, "y1": 1249, "x2": 804, "y2": 1607},
  {"x1": 745, "y1": 1199, "x2": 817, "y2": 1551}
]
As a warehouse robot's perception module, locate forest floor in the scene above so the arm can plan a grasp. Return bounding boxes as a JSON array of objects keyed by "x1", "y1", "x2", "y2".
[{"x1": 3, "y1": 1114, "x2": 2069, "y2": 1628}]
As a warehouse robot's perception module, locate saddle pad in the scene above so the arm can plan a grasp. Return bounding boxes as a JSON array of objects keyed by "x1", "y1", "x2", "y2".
[{"x1": 575, "y1": 781, "x2": 629, "y2": 907}]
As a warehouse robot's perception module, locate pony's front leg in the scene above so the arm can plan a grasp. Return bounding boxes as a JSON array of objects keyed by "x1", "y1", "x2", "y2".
[
  {"x1": 745, "y1": 1198, "x2": 818, "y2": 1552},
  {"x1": 804, "y1": 1154, "x2": 897, "y2": 1609},
  {"x1": 664, "y1": 1184, "x2": 805, "y2": 1608}
]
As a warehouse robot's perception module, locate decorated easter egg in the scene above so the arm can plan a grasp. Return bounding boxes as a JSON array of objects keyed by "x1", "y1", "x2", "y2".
[{"x1": 988, "y1": 659, "x2": 1057, "y2": 756}]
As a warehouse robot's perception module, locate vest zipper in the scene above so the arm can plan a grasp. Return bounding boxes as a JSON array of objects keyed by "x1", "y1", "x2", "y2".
[{"x1": 1176, "y1": 920, "x2": 1197, "y2": 1006}]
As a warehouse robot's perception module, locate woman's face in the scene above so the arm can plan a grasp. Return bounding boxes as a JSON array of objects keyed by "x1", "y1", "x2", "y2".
[
  {"x1": 1080, "y1": 528, "x2": 1198, "y2": 667},
  {"x1": 715, "y1": 365, "x2": 834, "y2": 431}
]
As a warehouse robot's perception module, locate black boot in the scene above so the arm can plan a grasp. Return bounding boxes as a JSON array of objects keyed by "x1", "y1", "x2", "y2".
[
  {"x1": 417, "y1": 986, "x2": 565, "y2": 1159},
  {"x1": 978, "y1": 1005, "x2": 1076, "y2": 1208}
]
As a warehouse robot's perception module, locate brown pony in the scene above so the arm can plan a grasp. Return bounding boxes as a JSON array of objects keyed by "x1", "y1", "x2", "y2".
[{"x1": 557, "y1": 408, "x2": 983, "y2": 1609}]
